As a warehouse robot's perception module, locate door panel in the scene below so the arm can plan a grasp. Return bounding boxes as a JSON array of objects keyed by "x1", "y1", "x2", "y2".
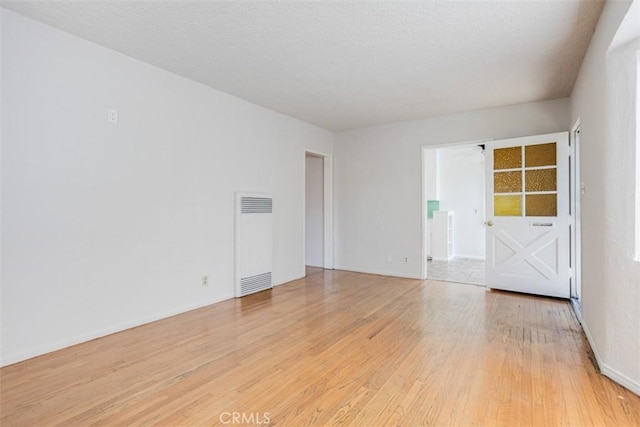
[{"x1": 485, "y1": 132, "x2": 569, "y2": 298}]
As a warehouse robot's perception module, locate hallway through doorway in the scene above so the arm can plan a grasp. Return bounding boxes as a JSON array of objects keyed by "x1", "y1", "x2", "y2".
[{"x1": 427, "y1": 257, "x2": 485, "y2": 286}]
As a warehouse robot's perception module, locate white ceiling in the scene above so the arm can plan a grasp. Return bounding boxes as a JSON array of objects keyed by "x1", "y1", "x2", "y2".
[{"x1": 2, "y1": 0, "x2": 604, "y2": 131}]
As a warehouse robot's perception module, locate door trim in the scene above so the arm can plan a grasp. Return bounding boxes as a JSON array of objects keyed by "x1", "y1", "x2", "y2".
[{"x1": 570, "y1": 120, "x2": 582, "y2": 317}]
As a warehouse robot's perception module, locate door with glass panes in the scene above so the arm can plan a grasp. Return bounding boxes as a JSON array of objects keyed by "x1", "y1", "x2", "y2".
[{"x1": 485, "y1": 132, "x2": 569, "y2": 298}]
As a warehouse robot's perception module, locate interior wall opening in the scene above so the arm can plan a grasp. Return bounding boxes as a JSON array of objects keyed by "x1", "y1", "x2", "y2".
[
  {"x1": 305, "y1": 153, "x2": 325, "y2": 274},
  {"x1": 423, "y1": 143, "x2": 487, "y2": 286}
]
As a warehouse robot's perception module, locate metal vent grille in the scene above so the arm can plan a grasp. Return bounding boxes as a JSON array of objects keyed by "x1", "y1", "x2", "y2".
[
  {"x1": 239, "y1": 272, "x2": 272, "y2": 296},
  {"x1": 241, "y1": 197, "x2": 272, "y2": 214}
]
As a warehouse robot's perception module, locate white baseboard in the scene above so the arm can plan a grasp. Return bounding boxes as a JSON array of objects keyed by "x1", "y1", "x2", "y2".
[
  {"x1": 581, "y1": 320, "x2": 604, "y2": 370},
  {"x1": 570, "y1": 298, "x2": 582, "y2": 322},
  {"x1": 273, "y1": 274, "x2": 305, "y2": 286},
  {"x1": 305, "y1": 263, "x2": 324, "y2": 268},
  {"x1": 333, "y1": 264, "x2": 423, "y2": 280},
  {"x1": 582, "y1": 320, "x2": 640, "y2": 396},
  {"x1": 601, "y1": 362, "x2": 640, "y2": 396},
  {"x1": 0, "y1": 292, "x2": 234, "y2": 367}
]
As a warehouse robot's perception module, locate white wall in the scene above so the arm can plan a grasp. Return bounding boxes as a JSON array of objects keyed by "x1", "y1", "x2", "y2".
[
  {"x1": 424, "y1": 149, "x2": 440, "y2": 200},
  {"x1": 424, "y1": 149, "x2": 439, "y2": 258},
  {"x1": 570, "y1": 0, "x2": 640, "y2": 394},
  {"x1": 334, "y1": 98, "x2": 570, "y2": 279},
  {"x1": 305, "y1": 155, "x2": 323, "y2": 267},
  {"x1": 438, "y1": 146, "x2": 485, "y2": 259},
  {"x1": 0, "y1": 10, "x2": 333, "y2": 366}
]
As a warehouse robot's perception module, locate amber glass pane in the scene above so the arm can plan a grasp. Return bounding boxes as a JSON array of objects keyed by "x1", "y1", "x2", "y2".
[
  {"x1": 526, "y1": 194, "x2": 557, "y2": 216},
  {"x1": 525, "y1": 143, "x2": 556, "y2": 167},
  {"x1": 525, "y1": 168, "x2": 557, "y2": 192},
  {"x1": 495, "y1": 195, "x2": 522, "y2": 216},
  {"x1": 494, "y1": 146, "x2": 522, "y2": 170},
  {"x1": 494, "y1": 171, "x2": 522, "y2": 193}
]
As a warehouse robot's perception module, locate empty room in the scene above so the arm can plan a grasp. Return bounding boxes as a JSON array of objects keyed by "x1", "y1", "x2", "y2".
[{"x1": 1, "y1": 0, "x2": 639, "y2": 425}]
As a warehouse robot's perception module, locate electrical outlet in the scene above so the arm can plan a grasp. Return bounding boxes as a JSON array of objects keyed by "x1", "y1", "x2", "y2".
[
  {"x1": 403, "y1": 257, "x2": 409, "y2": 263},
  {"x1": 107, "y1": 108, "x2": 118, "y2": 124},
  {"x1": 386, "y1": 254, "x2": 393, "y2": 263},
  {"x1": 202, "y1": 275, "x2": 209, "y2": 286}
]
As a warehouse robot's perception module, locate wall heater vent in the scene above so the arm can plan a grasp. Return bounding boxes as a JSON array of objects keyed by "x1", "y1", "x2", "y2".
[
  {"x1": 241, "y1": 197, "x2": 272, "y2": 214},
  {"x1": 240, "y1": 272, "x2": 273, "y2": 296},
  {"x1": 235, "y1": 193, "x2": 273, "y2": 297}
]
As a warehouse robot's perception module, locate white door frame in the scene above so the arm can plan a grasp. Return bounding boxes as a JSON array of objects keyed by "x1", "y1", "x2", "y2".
[
  {"x1": 570, "y1": 120, "x2": 582, "y2": 317},
  {"x1": 304, "y1": 150, "x2": 333, "y2": 270}
]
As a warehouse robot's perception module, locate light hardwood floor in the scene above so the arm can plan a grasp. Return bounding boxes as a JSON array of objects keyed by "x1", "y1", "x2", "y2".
[{"x1": 1, "y1": 267, "x2": 639, "y2": 426}]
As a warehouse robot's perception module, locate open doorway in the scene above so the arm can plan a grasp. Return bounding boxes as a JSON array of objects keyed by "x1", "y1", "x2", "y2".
[
  {"x1": 304, "y1": 151, "x2": 333, "y2": 275},
  {"x1": 423, "y1": 132, "x2": 581, "y2": 299},
  {"x1": 305, "y1": 154, "x2": 324, "y2": 269},
  {"x1": 423, "y1": 143, "x2": 487, "y2": 286}
]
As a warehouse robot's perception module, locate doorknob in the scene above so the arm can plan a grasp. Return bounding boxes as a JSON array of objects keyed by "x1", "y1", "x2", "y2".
[{"x1": 485, "y1": 220, "x2": 494, "y2": 227}]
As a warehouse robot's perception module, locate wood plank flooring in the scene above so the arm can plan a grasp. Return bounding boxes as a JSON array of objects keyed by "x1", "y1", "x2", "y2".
[{"x1": 1, "y1": 267, "x2": 639, "y2": 426}]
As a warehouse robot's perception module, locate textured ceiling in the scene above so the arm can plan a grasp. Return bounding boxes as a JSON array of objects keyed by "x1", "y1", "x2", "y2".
[{"x1": 1, "y1": 1, "x2": 604, "y2": 131}]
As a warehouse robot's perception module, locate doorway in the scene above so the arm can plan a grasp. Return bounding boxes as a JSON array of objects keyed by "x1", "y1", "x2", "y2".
[
  {"x1": 423, "y1": 142, "x2": 487, "y2": 286},
  {"x1": 422, "y1": 132, "x2": 581, "y2": 299},
  {"x1": 305, "y1": 154, "x2": 324, "y2": 268},
  {"x1": 304, "y1": 151, "x2": 333, "y2": 273}
]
